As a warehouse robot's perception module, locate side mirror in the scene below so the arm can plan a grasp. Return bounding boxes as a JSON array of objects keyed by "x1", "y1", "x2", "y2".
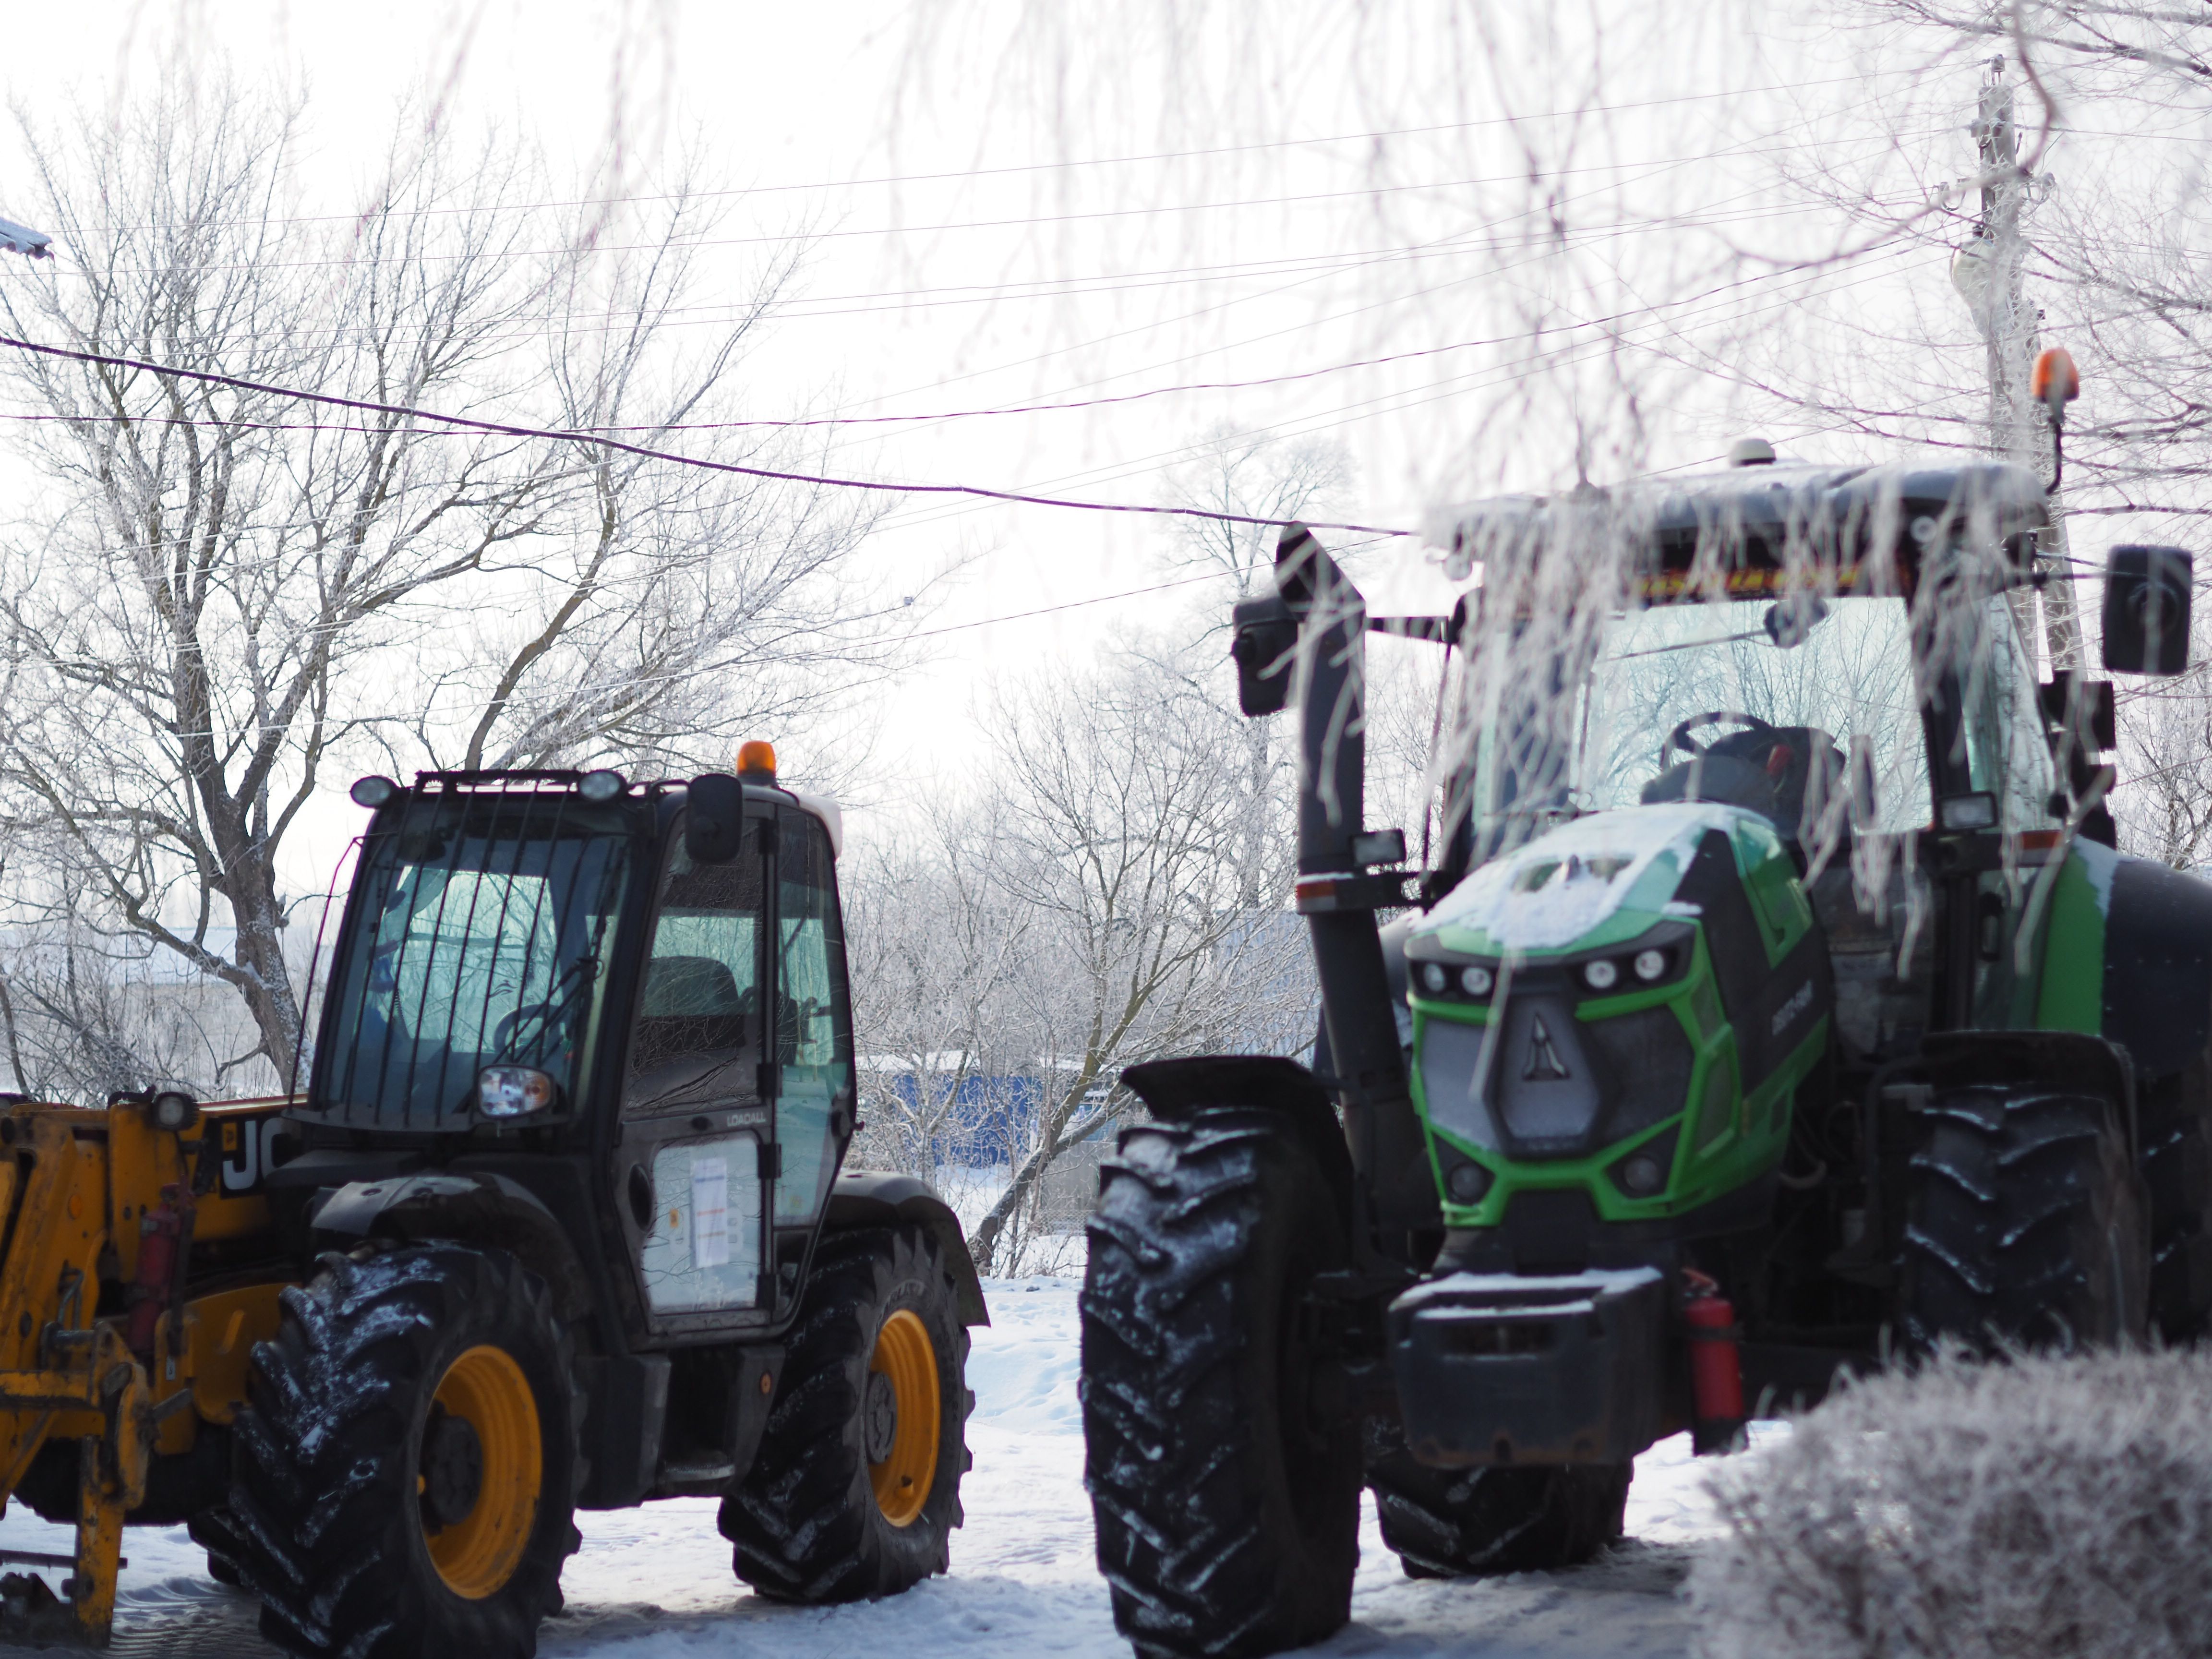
[
  {"x1": 2102, "y1": 545, "x2": 2193, "y2": 675},
  {"x1": 1230, "y1": 593, "x2": 1297, "y2": 718},
  {"x1": 685, "y1": 774, "x2": 746, "y2": 864}
]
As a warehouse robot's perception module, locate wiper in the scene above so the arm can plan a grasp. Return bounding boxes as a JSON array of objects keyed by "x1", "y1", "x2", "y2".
[
  {"x1": 480, "y1": 951, "x2": 601, "y2": 1069},
  {"x1": 1604, "y1": 626, "x2": 1765, "y2": 662}
]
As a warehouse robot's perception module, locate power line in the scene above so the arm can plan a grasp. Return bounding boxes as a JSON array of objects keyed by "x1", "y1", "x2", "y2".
[
  {"x1": 0, "y1": 334, "x2": 1411, "y2": 538},
  {"x1": 57, "y1": 75, "x2": 1885, "y2": 235},
  {"x1": 0, "y1": 224, "x2": 1875, "y2": 443}
]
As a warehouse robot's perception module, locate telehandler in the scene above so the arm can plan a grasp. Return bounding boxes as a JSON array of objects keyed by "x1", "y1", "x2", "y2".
[
  {"x1": 0, "y1": 743, "x2": 984, "y2": 1654},
  {"x1": 1080, "y1": 450, "x2": 2212, "y2": 1657}
]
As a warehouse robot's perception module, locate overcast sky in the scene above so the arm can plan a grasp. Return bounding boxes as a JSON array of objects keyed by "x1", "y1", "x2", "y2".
[{"x1": 0, "y1": 0, "x2": 2177, "y2": 879}]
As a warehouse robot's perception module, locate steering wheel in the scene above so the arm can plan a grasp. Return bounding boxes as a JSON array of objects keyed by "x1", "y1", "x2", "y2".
[
  {"x1": 492, "y1": 1001, "x2": 559, "y2": 1054},
  {"x1": 1662, "y1": 710, "x2": 1779, "y2": 767}
]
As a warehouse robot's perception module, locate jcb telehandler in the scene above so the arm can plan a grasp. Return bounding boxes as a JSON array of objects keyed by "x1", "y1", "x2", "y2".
[
  {"x1": 1079, "y1": 454, "x2": 2212, "y2": 1657},
  {"x1": 0, "y1": 744, "x2": 984, "y2": 1653}
]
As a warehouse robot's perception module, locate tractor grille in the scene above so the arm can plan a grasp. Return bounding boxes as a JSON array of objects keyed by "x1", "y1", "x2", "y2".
[{"x1": 1419, "y1": 999, "x2": 1695, "y2": 1160}]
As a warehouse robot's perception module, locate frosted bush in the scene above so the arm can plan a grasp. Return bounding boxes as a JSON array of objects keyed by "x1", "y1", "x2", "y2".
[{"x1": 1689, "y1": 1348, "x2": 2212, "y2": 1659}]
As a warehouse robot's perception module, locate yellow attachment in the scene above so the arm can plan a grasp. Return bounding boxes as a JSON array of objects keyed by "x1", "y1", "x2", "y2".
[
  {"x1": 866, "y1": 1310, "x2": 940, "y2": 1527},
  {"x1": 736, "y1": 740, "x2": 777, "y2": 781},
  {"x1": 423, "y1": 1345, "x2": 543, "y2": 1600}
]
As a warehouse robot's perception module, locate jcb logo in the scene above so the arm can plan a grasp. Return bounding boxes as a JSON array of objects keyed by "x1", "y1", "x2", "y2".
[{"x1": 218, "y1": 1116, "x2": 290, "y2": 1194}]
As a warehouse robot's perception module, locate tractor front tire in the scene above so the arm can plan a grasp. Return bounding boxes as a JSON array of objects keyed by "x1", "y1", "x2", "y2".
[
  {"x1": 1901, "y1": 1085, "x2": 2150, "y2": 1352},
  {"x1": 1365, "y1": 1420, "x2": 1628, "y2": 1578},
  {"x1": 1081, "y1": 1110, "x2": 1362, "y2": 1659},
  {"x1": 230, "y1": 1244, "x2": 584, "y2": 1659},
  {"x1": 719, "y1": 1223, "x2": 972, "y2": 1602}
]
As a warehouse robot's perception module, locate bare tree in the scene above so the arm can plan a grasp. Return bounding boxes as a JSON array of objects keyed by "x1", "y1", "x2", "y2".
[
  {"x1": 963, "y1": 642, "x2": 1313, "y2": 1274},
  {"x1": 0, "y1": 79, "x2": 908, "y2": 1091},
  {"x1": 843, "y1": 809, "x2": 1035, "y2": 1180}
]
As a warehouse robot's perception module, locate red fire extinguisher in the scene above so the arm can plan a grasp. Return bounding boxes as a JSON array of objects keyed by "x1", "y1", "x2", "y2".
[
  {"x1": 126, "y1": 1184, "x2": 193, "y2": 1359},
  {"x1": 1682, "y1": 1269, "x2": 1745, "y2": 1455}
]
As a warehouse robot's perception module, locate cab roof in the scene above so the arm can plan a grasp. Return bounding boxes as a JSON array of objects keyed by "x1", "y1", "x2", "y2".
[{"x1": 1421, "y1": 459, "x2": 2050, "y2": 589}]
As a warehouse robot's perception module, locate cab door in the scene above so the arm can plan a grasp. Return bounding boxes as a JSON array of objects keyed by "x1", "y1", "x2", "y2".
[
  {"x1": 615, "y1": 812, "x2": 774, "y2": 1329},
  {"x1": 768, "y1": 805, "x2": 857, "y2": 1287},
  {"x1": 1944, "y1": 592, "x2": 2060, "y2": 1029}
]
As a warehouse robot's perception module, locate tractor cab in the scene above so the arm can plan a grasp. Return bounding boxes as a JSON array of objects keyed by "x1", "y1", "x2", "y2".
[{"x1": 289, "y1": 752, "x2": 859, "y2": 1334}]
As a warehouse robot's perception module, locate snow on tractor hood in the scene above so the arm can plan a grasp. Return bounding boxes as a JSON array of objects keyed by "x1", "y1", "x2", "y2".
[{"x1": 1415, "y1": 802, "x2": 1784, "y2": 958}]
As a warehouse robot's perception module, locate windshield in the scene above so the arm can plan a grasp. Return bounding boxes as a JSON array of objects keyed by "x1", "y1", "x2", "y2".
[
  {"x1": 1575, "y1": 595, "x2": 1931, "y2": 839},
  {"x1": 312, "y1": 794, "x2": 637, "y2": 1127}
]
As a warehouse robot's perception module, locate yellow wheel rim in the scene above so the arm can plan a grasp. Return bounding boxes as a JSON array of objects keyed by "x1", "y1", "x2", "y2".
[
  {"x1": 866, "y1": 1309, "x2": 941, "y2": 1527},
  {"x1": 421, "y1": 1345, "x2": 542, "y2": 1599}
]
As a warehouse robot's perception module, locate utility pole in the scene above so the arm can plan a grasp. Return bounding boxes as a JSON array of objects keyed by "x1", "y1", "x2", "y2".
[{"x1": 1955, "y1": 56, "x2": 2081, "y2": 669}]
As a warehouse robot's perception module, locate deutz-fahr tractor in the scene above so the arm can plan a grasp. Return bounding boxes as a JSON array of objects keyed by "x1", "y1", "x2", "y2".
[
  {"x1": 1079, "y1": 453, "x2": 2212, "y2": 1657},
  {"x1": 0, "y1": 744, "x2": 984, "y2": 1652}
]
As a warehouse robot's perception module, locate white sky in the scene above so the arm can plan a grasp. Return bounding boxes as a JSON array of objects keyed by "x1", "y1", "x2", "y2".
[{"x1": 0, "y1": 0, "x2": 2188, "y2": 890}]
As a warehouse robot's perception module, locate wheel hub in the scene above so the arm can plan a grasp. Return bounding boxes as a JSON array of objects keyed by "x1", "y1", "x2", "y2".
[
  {"x1": 863, "y1": 1369, "x2": 899, "y2": 1465},
  {"x1": 420, "y1": 1404, "x2": 485, "y2": 1533}
]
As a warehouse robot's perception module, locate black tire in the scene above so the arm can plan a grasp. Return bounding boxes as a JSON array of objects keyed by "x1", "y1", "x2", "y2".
[
  {"x1": 187, "y1": 1507, "x2": 249, "y2": 1588},
  {"x1": 1081, "y1": 1110, "x2": 1361, "y2": 1659},
  {"x1": 2138, "y1": 1057, "x2": 2212, "y2": 1338},
  {"x1": 1364, "y1": 1417, "x2": 1627, "y2": 1578},
  {"x1": 719, "y1": 1223, "x2": 971, "y2": 1602},
  {"x1": 1900, "y1": 1085, "x2": 2151, "y2": 1351},
  {"x1": 229, "y1": 1245, "x2": 584, "y2": 1659}
]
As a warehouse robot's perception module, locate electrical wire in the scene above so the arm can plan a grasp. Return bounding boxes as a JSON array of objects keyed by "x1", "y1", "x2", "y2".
[
  {"x1": 57, "y1": 74, "x2": 1887, "y2": 235},
  {"x1": 0, "y1": 333, "x2": 1411, "y2": 537}
]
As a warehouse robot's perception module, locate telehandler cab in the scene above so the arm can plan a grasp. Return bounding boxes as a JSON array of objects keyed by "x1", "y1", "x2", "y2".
[
  {"x1": 1079, "y1": 456, "x2": 2212, "y2": 1658},
  {"x1": 0, "y1": 745, "x2": 984, "y2": 1654}
]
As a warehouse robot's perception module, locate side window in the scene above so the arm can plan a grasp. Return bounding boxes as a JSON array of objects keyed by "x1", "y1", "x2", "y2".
[
  {"x1": 624, "y1": 832, "x2": 763, "y2": 1117},
  {"x1": 1961, "y1": 595, "x2": 2056, "y2": 829},
  {"x1": 774, "y1": 810, "x2": 853, "y2": 1224}
]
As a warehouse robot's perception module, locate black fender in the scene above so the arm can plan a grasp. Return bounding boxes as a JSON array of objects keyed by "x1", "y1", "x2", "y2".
[
  {"x1": 1118, "y1": 1055, "x2": 1357, "y2": 1226},
  {"x1": 307, "y1": 1172, "x2": 595, "y2": 1322},
  {"x1": 824, "y1": 1171, "x2": 990, "y2": 1326},
  {"x1": 2105, "y1": 857, "x2": 2212, "y2": 1080}
]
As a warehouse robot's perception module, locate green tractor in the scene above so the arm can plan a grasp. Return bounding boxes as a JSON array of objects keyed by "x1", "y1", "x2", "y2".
[{"x1": 1078, "y1": 456, "x2": 2212, "y2": 1657}]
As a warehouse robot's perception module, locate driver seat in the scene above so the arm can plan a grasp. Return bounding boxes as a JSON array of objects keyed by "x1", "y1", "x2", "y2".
[{"x1": 1642, "y1": 725, "x2": 1844, "y2": 845}]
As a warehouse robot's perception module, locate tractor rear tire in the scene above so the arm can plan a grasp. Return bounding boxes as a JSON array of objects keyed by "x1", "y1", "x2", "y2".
[
  {"x1": 1081, "y1": 1110, "x2": 1362, "y2": 1659},
  {"x1": 1364, "y1": 1420, "x2": 1628, "y2": 1577},
  {"x1": 229, "y1": 1244, "x2": 584, "y2": 1659},
  {"x1": 1901, "y1": 1085, "x2": 2150, "y2": 1352},
  {"x1": 2138, "y1": 1058, "x2": 2212, "y2": 1338},
  {"x1": 718, "y1": 1223, "x2": 971, "y2": 1602}
]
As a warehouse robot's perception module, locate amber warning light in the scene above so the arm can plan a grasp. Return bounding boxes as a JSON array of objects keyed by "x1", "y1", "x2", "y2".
[
  {"x1": 737, "y1": 740, "x2": 778, "y2": 782},
  {"x1": 2033, "y1": 347, "x2": 2080, "y2": 422}
]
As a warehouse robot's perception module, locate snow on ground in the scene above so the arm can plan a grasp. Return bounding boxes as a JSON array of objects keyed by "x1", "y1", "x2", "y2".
[{"x1": 0, "y1": 1278, "x2": 1769, "y2": 1657}]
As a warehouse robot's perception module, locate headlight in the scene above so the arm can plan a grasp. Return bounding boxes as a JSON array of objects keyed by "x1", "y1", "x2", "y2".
[
  {"x1": 1460, "y1": 965, "x2": 1493, "y2": 997},
  {"x1": 1583, "y1": 959, "x2": 1619, "y2": 991},
  {"x1": 479, "y1": 1066, "x2": 558, "y2": 1118},
  {"x1": 1420, "y1": 963, "x2": 1448, "y2": 994},
  {"x1": 1634, "y1": 948, "x2": 1669, "y2": 982},
  {"x1": 1445, "y1": 1161, "x2": 1491, "y2": 1203},
  {"x1": 150, "y1": 1090, "x2": 199, "y2": 1131}
]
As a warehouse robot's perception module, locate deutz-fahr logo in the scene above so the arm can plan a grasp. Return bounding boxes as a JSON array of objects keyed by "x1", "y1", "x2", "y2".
[
  {"x1": 1522, "y1": 1015, "x2": 1570, "y2": 1082},
  {"x1": 1771, "y1": 980, "x2": 1815, "y2": 1039}
]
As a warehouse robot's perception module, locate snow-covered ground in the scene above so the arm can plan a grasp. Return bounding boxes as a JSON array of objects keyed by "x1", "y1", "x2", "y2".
[{"x1": 0, "y1": 1278, "x2": 1763, "y2": 1657}]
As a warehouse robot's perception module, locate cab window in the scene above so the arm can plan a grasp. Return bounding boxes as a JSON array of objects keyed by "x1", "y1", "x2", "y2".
[
  {"x1": 774, "y1": 810, "x2": 854, "y2": 1223},
  {"x1": 624, "y1": 833, "x2": 763, "y2": 1117}
]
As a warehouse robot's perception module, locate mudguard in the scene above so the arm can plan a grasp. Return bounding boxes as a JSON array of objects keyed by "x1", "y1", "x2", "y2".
[
  {"x1": 307, "y1": 1172, "x2": 595, "y2": 1320},
  {"x1": 1118, "y1": 1055, "x2": 1357, "y2": 1225},
  {"x1": 825, "y1": 1171, "x2": 991, "y2": 1326},
  {"x1": 2105, "y1": 857, "x2": 2212, "y2": 1079}
]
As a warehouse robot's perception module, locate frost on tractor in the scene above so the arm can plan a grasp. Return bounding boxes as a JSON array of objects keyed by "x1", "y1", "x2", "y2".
[{"x1": 1079, "y1": 452, "x2": 2212, "y2": 1659}]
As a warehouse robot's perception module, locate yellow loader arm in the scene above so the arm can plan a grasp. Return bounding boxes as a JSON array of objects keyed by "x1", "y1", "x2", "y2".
[{"x1": 0, "y1": 1099, "x2": 290, "y2": 1646}]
